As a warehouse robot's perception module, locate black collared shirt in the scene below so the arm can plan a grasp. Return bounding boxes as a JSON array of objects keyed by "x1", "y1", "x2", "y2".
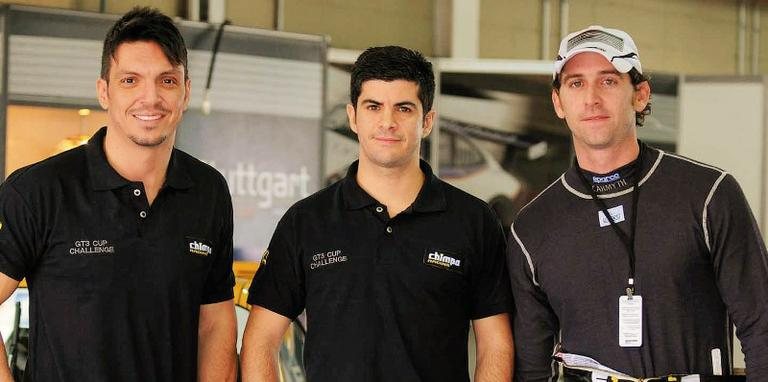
[
  {"x1": 0, "y1": 127, "x2": 235, "y2": 381},
  {"x1": 249, "y1": 160, "x2": 512, "y2": 382}
]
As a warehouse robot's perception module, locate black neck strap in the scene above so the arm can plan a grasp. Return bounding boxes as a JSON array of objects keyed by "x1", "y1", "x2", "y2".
[{"x1": 575, "y1": 146, "x2": 643, "y2": 296}]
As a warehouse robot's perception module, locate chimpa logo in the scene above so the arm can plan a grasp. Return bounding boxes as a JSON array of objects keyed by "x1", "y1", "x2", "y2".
[
  {"x1": 428, "y1": 252, "x2": 461, "y2": 267},
  {"x1": 189, "y1": 240, "x2": 212, "y2": 256},
  {"x1": 423, "y1": 249, "x2": 464, "y2": 274}
]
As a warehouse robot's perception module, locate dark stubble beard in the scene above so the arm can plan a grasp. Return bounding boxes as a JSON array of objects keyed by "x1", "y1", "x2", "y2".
[{"x1": 129, "y1": 134, "x2": 168, "y2": 147}]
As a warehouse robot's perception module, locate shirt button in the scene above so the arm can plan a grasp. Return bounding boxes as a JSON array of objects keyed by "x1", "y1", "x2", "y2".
[
  {"x1": 375, "y1": 206, "x2": 384, "y2": 213},
  {"x1": 133, "y1": 189, "x2": 141, "y2": 197},
  {"x1": 139, "y1": 211, "x2": 147, "y2": 218},
  {"x1": 386, "y1": 226, "x2": 393, "y2": 234}
]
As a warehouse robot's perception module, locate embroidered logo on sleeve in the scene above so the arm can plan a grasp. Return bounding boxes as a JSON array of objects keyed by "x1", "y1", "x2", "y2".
[
  {"x1": 423, "y1": 249, "x2": 464, "y2": 274},
  {"x1": 260, "y1": 249, "x2": 270, "y2": 266},
  {"x1": 187, "y1": 237, "x2": 213, "y2": 256}
]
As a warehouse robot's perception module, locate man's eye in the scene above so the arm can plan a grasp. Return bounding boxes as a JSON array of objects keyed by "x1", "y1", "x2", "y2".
[
  {"x1": 568, "y1": 80, "x2": 582, "y2": 88},
  {"x1": 603, "y1": 78, "x2": 617, "y2": 86},
  {"x1": 366, "y1": 104, "x2": 380, "y2": 111},
  {"x1": 121, "y1": 77, "x2": 135, "y2": 84},
  {"x1": 398, "y1": 106, "x2": 412, "y2": 113},
  {"x1": 162, "y1": 78, "x2": 177, "y2": 85}
]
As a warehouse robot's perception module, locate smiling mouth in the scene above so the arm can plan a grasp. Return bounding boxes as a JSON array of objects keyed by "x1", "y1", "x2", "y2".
[{"x1": 133, "y1": 114, "x2": 164, "y2": 121}]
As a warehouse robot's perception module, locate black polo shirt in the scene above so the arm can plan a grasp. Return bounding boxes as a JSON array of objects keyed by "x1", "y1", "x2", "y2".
[
  {"x1": 0, "y1": 127, "x2": 235, "y2": 381},
  {"x1": 248, "y1": 160, "x2": 512, "y2": 382}
]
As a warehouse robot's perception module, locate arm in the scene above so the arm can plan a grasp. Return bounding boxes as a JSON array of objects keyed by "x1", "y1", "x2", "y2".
[
  {"x1": 197, "y1": 179, "x2": 237, "y2": 382},
  {"x1": 508, "y1": 224, "x2": 560, "y2": 382},
  {"x1": 240, "y1": 306, "x2": 292, "y2": 382},
  {"x1": 0, "y1": 181, "x2": 37, "y2": 381},
  {"x1": 473, "y1": 313, "x2": 513, "y2": 382},
  {"x1": 198, "y1": 299, "x2": 237, "y2": 382},
  {"x1": 0, "y1": 273, "x2": 19, "y2": 382},
  {"x1": 706, "y1": 174, "x2": 768, "y2": 378}
]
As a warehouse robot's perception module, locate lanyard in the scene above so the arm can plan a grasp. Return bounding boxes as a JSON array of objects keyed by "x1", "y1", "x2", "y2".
[{"x1": 575, "y1": 148, "x2": 643, "y2": 297}]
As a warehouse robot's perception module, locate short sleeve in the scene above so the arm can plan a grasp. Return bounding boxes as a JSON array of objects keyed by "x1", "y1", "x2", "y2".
[
  {"x1": 469, "y1": 208, "x2": 513, "y2": 319},
  {"x1": 247, "y1": 209, "x2": 305, "y2": 320},
  {"x1": 201, "y1": 182, "x2": 235, "y2": 304},
  {"x1": 0, "y1": 181, "x2": 39, "y2": 281}
]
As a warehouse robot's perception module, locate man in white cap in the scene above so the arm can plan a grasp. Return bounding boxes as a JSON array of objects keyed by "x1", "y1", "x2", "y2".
[{"x1": 508, "y1": 25, "x2": 768, "y2": 381}]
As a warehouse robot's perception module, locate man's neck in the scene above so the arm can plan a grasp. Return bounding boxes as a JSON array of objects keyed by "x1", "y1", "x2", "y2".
[
  {"x1": 355, "y1": 157, "x2": 425, "y2": 218},
  {"x1": 574, "y1": 139, "x2": 640, "y2": 174},
  {"x1": 103, "y1": 129, "x2": 173, "y2": 205}
]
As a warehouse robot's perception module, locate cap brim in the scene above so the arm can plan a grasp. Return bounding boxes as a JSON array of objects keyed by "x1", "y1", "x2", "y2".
[{"x1": 553, "y1": 48, "x2": 638, "y2": 78}]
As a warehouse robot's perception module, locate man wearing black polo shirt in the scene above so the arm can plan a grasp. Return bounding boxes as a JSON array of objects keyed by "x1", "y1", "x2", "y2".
[
  {"x1": 240, "y1": 46, "x2": 514, "y2": 381},
  {"x1": 0, "y1": 8, "x2": 236, "y2": 381},
  {"x1": 509, "y1": 26, "x2": 768, "y2": 381}
]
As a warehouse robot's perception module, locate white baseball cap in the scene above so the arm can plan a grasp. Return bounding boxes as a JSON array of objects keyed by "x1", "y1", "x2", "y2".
[{"x1": 553, "y1": 25, "x2": 642, "y2": 79}]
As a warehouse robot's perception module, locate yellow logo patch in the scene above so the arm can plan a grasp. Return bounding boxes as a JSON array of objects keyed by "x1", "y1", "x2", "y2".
[{"x1": 260, "y1": 249, "x2": 270, "y2": 266}]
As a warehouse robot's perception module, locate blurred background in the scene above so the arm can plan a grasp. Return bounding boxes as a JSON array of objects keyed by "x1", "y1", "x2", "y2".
[{"x1": 1, "y1": 0, "x2": 766, "y2": 379}]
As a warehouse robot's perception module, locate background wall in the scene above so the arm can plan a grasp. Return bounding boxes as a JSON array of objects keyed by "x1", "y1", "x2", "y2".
[
  {"x1": 5, "y1": 0, "x2": 767, "y2": 75},
  {"x1": 5, "y1": 106, "x2": 106, "y2": 174},
  {"x1": 1, "y1": 0, "x2": 761, "y2": 374}
]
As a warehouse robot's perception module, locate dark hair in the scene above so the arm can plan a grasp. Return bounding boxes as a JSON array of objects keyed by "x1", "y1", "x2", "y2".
[
  {"x1": 101, "y1": 7, "x2": 188, "y2": 81},
  {"x1": 552, "y1": 68, "x2": 651, "y2": 127},
  {"x1": 350, "y1": 46, "x2": 435, "y2": 116}
]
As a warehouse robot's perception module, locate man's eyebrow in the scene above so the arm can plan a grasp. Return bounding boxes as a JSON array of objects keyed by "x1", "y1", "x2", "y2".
[
  {"x1": 113, "y1": 69, "x2": 139, "y2": 76},
  {"x1": 395, "y1": 101, "x2": 417, "y2": 108},
  {"x1": 361, "y1": 99, "x2": 382, "y2": 105},
  {"x1": 599, "y1": 69, "x2": 622, "y2": 76},
  {"x1": 561, "y1": 69, "x2": 622, "y2": 81},
  {"x1": 561, "y1": 73, "x2": 583, "y2": 82},
  {"x1": 111, "y1": 69, "x2": 182, "y2": 77}
]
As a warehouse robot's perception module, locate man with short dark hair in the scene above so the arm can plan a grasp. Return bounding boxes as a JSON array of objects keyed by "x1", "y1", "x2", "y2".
[
  {"x1": 0, "y1": 7, "x2": 236, "y2": 381},
  {"x1": 508, "y1": 25, "x2": 768, "y2": 381},
  {"x1": 240, "y1": 45, "x2": 514, "y2": 382}
]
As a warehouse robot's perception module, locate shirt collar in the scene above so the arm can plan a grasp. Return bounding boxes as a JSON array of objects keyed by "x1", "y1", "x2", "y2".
[
  {"x1": 341, "y1": 159, "x2": 446, "y2": 213},
  {"x1": 563, "y1": 140, "x2": 658, "y2": 195},
  {"x1": 164, "y1": 150, "x2": 194, "y2": 190},
  {"x1": 86, "y1": 126, "x2": 193, "y2": 191}
]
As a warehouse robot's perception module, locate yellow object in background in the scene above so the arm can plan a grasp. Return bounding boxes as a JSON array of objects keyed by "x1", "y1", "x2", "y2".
[{"x1": 233, "y1": 261, "x2": 260, "y2": 309}]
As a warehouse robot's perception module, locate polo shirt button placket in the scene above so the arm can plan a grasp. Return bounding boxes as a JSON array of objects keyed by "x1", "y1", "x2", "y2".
[
  {"x1": 373, "y1": 205, "x2": 392, "y2": 235},
  {"x1": 130, "y1": 184, "x2": 150, "y2": 226}
]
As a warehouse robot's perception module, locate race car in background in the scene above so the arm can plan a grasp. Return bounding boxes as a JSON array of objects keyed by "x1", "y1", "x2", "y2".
[{"x1": 324, "y1": 104, "x2": 541, "y2": 230}]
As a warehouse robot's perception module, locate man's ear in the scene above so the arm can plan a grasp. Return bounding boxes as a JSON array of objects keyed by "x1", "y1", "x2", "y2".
[
  {"x1": 421, "y1": 110, "x2": 435, "y2": 138},
  {"x1": 551, "y1": 89, "x2": 565, "y2": 119},
  {"x1": 183, "y1": 78, "x2": 191, "y2": 111},
  {"x1": 97, "y1": 78, "x2": 109, "y2": 110},
  {"x1": 346, "y1": 103, "x2": 358, "y2": 134},
  {"x1": 633, "y1": 81, "x2": 651, "y2": 112}
]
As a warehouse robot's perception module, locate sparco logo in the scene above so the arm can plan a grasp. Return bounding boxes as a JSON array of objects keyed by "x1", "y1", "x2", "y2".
[
  {"x1": 593, "y1": 173, "x2": 621, "y2": 184},
  {"x1": 189, "y1": 241, "x2": 212, "y2": 256}
]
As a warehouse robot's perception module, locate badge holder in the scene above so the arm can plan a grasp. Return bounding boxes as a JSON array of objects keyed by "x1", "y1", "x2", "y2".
[
  {"x1": 576, "y1": 152, "x2": 645, "y2": 348},
  {"x1": 619, "y1": 278, "x2": 642, "y2": 347}
]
